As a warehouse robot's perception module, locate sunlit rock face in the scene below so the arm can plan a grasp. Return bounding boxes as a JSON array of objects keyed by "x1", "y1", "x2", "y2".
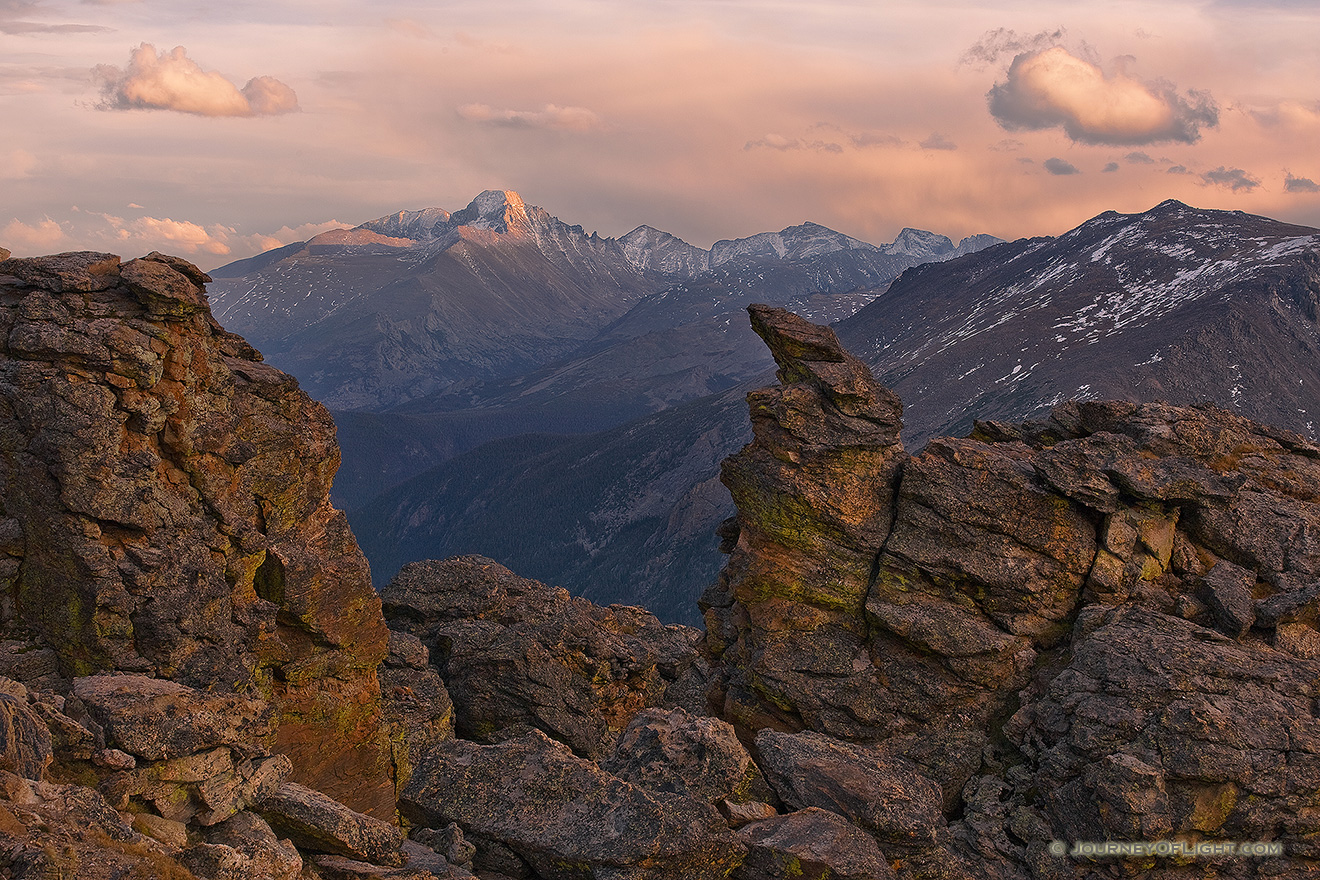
[{"x1": 0, "y1": 250, "x2": 394, "y2": 817}]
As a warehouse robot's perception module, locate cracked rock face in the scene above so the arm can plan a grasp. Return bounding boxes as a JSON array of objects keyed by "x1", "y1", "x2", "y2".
[
  {"x1": 707, "y1": 305, "x2": 1320, "y2": 876},
  {"x1": 0, "y1": 251, "x2": 393, "y2": 817}
]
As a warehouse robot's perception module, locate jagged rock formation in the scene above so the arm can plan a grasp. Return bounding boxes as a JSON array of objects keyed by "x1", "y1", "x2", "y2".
[
  {"x1": 380, "y1": 556, "x2": 707, "y2": 758},
  {"x1": 0, "y1": 251, "x2": 393, "y2": 813},
  {"x1": 704, "y1": 304, "x2": 1320, "y2": 877}
]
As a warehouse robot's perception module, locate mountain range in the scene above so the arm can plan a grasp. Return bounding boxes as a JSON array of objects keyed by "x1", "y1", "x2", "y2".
[{"x1": 212, "y1": 194, "x2": 1320, "y2": 625}]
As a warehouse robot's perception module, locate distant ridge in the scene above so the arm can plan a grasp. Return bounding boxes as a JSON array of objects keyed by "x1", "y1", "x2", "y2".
[{"x1": 207, "y1": 189, "x2": 1002, "y2": 411}]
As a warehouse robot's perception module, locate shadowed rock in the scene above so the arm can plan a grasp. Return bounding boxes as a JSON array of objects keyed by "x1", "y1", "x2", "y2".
[
  {"x1": 382, "y1": 555, "x2": 703, "y2": 758},
  {"x1": 400, "y1": 729, "x2": 746, "y2": 880}
]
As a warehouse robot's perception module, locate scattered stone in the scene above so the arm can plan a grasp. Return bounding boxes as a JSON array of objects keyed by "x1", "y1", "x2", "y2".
[
  {"x1": 718, "y1": 799, "x2": 779, "y2": 827},
  {"x1": 312, "y1": 853, "x2": 442, "y2": 879},
  {"x1": 602, "y1": 706, "x2": 772, "y2": 805},
  {"x1": 400, "y1": 730, "x2": 746, "y2": 880},
  {"x1": 201, "y1": 810, "x2": 303, "y2": 880},
  {"x1": 1197, "y1": 558, "x2": 1257, "y2": 638},
  {"x1": 132, "y1": 811, "x2": 189, "y2": 848},
  {"x1": 93, "y1": 748, "x2": 137, "y2": 771},
  {"x1": 733, "y1": 807, "x2": 897, "y2": 880},
  {"x1": 385, "y1": 631, "x2": 430, "y2": 669},
  {"x1": 258, "y1": 781, "x2": 403, "y2": 866},
  {"x1": 755, "y1": 729, "x2": 943, "y2": 844},
  {"x1": 413, "y1": 823, "x2": 475, "y2": 868}
]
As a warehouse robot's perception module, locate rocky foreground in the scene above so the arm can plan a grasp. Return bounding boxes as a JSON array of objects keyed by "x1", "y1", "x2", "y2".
[{"x1": 0, "y1": 249, "x2": 1315, "y2": 878}]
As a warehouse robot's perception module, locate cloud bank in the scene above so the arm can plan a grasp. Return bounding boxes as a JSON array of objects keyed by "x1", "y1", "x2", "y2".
[
  {"x1": 987, "y1": 47, "x2": 1218, "y2": 145},
  {"x1": 94, "y1": 44, "x2": 298, "y2": 116}
]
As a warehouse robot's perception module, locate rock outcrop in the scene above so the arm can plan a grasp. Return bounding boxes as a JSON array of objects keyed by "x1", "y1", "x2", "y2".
[
  {"x1": 0, "y1": 250, "x2": 393, "y2": 816},
  {"x1": 381, "y1": 555, "x2": 706, "y2": 758},
  {"x1": 703, "y1": 304, "x2": 1320, "y2": 877}
]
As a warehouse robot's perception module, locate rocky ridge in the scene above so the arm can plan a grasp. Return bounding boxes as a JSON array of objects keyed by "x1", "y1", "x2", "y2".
[
  {"x1": 0, "y1": 247, "x2": 1315, "y2": 879},
  {"x1": 702, "y1": 305, "x2": 1320, "y2": 877}
]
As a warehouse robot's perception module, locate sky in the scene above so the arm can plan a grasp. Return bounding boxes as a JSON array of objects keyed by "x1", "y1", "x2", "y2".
[{"x1": 3, "y1": 0, "x2": 1319, "y2": 270}]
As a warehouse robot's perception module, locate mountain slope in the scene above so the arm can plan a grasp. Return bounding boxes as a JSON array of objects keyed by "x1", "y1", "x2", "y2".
[
  {"x1": 839, "y1": 199, "x2": 1320, "y2": 446},
  {"x1": 208, "y1": 190, "x2": 659, "y2": 410},
  {"x1": 351, "y1": 387, "x2": 753, "y2": 624},
  {"x1": 355, "y1": 200, "x2": 1320, "y2": 624}
]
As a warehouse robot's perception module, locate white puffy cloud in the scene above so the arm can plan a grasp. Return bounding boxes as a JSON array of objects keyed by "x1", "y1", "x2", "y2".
[
  {"x1": 94, "y1": 44, "x2": 298, "y2": 117},
  {"x1": 987, "y1": 47, "x2": 1218, "y2": 145},
  {"x1": 2, "y1": 217, "x2": 65, "y2": 252},
  {"x1": 456, "y1": 102, "x2": 602, "y2": 131}
]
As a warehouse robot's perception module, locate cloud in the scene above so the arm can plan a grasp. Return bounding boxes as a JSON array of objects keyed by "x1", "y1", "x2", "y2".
[
  {"x1": 1102, "y1": 162, "x2": 1119, "y2": 173},
  {"x1": 961, "y1": 27, "x2": 1067, "y2": 69},
  {"x1": 989, "y1": 139, "x2": 1025, "y2": 152},
  {"x1": 987, "y1": 47, "x2": 1218, "y2": 145},
  {"x1": 1125, "y1": 151, "x2": 1156, "y2": 164},
  {"x1": 2, "y1": 217, "x2": 65, "y2": 251},
  {"x1": 744, "y1": 133, "x2": 842, "y2": 153},
  {"x1": 0, "y1": 20, "x2": 111, "y2": 33},
  {"x1": 112, "y1": 214, "x2": 233, "y2": 255},
  {"x1": 1248, "y1": 100, "x2": 1320, "y2": 129},
  {"x1": 1200, "y1": 166, "x2": 1260, "y2": 191},
  {"x1": 1044, "y1": 157, "x2": 1081, "y2": 175},
  {"x1": 1285, "y1": 173, "x2": 1320, "y2": 194},
  {"x1": 850, "y1": 131, "x2": 904, "y2": 148},
  {"x1": 94, "y1": 44, "x2": 298, "y2": 117},
  {"x1": 919, "y1": 132, "x2": 957, "y2": 151},
  {"x1": 457, "y1": 102, "x2": 602, "y2": 131},
  {"x1": 1168, "y1": 165, "x2": 1191, "y2": 174}
]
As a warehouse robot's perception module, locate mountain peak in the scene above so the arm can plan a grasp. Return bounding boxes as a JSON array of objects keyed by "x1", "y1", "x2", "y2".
[
  {"x1": 884, "y1": 227, "x2": 954, "y2": 259},
  {"x1": 451, "y1": 189, "x2": 532, "y2": 234}
]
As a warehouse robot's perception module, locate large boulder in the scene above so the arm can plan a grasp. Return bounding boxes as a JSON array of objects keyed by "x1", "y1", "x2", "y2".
[
  {"x1": 382, "y1": 556, "x2": 703, "y2": 758},
  {"x1": 400, "y1": 729, "x2": 746, "y2": 880},
  {"x1": 733, "y1": 808, "x2": 896, "y2": 880},
  {"x1": 755, "y1": 730, "x2": 943, "y2": 845},
  {"x1": 601, "y1": 706, "x2": 773, "y2": 805},
  {"x1": 0, "y1": 251, "x2": 394, "y2": 816}
]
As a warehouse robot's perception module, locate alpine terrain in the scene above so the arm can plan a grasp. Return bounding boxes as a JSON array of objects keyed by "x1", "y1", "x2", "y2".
[{"x1": 354, "y1": 200, "x2": 1320, "y2": 623}]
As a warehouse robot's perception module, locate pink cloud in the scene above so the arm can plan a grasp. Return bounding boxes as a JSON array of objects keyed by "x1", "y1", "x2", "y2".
[
  {"x1": 988, "y1": 47, "x2": 1217, "y2": 145},
  {"x1": 94, "y1": 44, "x2": 298, "y2": 117}
]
